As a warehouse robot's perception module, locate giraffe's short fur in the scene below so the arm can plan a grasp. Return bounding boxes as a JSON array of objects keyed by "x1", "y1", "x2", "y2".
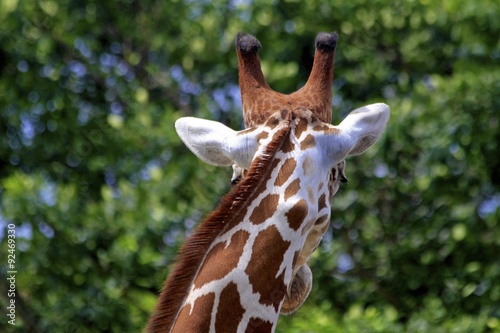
[{"x1": 147, "y1": 32, "x2": 390, "y2": 333}]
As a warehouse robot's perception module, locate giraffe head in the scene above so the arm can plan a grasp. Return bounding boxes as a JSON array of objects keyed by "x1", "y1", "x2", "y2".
[
  {"x1": 148, "y1": 32, "x2": 389, "y2": 333},
  {"x1": 231, "y1": 32, "x2": 339, "y2": 185}
]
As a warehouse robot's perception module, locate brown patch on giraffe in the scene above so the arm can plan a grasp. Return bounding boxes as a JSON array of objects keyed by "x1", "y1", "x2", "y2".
[
  {"x1": 302, "y1": 156, "x2": 314, "y2": 177},
  {"x1": 307, "y1": 186, "x2": 315, "y2": 203},
  {"x1": 267, "y1": 154, "x2": 283, "y2": 184},
  {"x1": 249, "y1": 194, "x2": 279, "y2": 225},
  {"x1": 245, "y1": 317, "x2": 274, "y2": 333},
  {"x1": 318, "y1": 193, "x2": 327, "y2": 211},
  {"x1": 193, "y1": 230, "x2": 250, "y2": 288},
  {"x1": 313, "y1": 123, "x2": 330, "y2": 132},
  {"x1": 245, "y1": 225, "x2": 290, "y2": 311},
  {"x1": 280, "y1": 136, "x2": 295, "y2": 153},
  {"x1": 256, "y1": 130, "x2": 269, "y2": 142},
  {"x1": 275, "y1": 157, "x2": 297, "y2": 187},
  {"x1": 215, "y1": 282, "x2": 246, "y2": 332},
  {"x1": 300, "y1": 134, "x2": 316, "y2": 150},
  {"x1": 285, "y1": 199, "x2": 309, "y2": 231},
  {"x1": 284, "y1": 178, "x2": 300, "y2": 200},
  {"x1": 294, "y1": 117, "x2": 309, "y2": 139},
  {"x1": 171, "y1": 292, "x2": 215, "y2": 333}
]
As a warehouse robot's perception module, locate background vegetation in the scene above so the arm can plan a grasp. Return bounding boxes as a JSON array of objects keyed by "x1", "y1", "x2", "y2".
[{"x1": 1, "y1": 0, "x2": 499, "y2": 332}]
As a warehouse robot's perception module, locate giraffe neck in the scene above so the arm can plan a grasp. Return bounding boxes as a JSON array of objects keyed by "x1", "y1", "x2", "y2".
[{"x1": 147, "y1": 110, "x2": 337, "y2": 333}]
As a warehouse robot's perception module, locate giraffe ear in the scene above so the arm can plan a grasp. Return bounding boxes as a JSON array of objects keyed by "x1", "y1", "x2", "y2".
[
  {"x1": 326, "y1": 103, "x2": 390, "y2": 162},
  {"x1": 175, "y1": 117, "x2": 258, "y2": 168}
]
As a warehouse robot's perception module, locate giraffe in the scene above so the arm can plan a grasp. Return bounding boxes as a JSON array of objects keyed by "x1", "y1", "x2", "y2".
[{"x1": 147, "y1": 32, "x2": 390, "y2": 333}]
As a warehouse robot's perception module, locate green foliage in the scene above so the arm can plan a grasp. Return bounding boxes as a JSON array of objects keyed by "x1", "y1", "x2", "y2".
[
  {"x1": 1, "y1": 0, "x2": 499, "y2": 332},
  {"x1": 278, "y1": 299, "x2": 500, "y2": 333}
]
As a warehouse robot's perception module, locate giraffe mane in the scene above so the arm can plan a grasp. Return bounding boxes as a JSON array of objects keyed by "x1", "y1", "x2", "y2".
[{"x1": 146, "y1": 115, "x2": 292, "y2": 333}]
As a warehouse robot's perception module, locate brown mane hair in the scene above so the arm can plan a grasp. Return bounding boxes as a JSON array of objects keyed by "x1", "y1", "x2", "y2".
[{"x1": 146, "y1": 116, "x2": 291, "y2": 332}]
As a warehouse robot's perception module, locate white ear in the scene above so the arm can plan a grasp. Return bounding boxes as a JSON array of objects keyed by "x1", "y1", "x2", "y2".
[
  {"x1": 175, "y1": 117, "x2": 258, "y2": 168},
  {"x1": 326, "y1": 103, "x2": 390, "y2": 162}
]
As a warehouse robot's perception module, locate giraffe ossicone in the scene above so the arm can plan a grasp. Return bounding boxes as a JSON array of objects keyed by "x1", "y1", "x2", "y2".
[{"x1": 147, "y1": 32, "x2": 389, "y2": 333}]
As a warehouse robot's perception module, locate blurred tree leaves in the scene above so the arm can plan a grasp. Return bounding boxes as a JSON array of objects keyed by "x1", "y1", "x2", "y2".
[{"x1": 1, "y1": 0, "x2": 499, "y2": 332}]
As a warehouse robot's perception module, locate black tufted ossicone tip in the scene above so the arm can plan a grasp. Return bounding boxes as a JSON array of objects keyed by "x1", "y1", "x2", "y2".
[
  {"x1": 236, "y1": 32, "x2": 262, "y2": 54},
  {"x1": 315, "y1": 32, "x2": 338, "y2": 52}
]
